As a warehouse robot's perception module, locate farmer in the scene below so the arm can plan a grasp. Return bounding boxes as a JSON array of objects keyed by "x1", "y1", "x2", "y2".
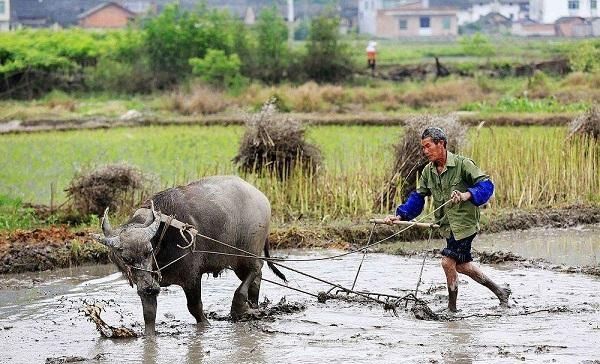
[
  {"x1": 384, "y1": 127, "x2": 511, "y2": 312},
  {"x1": 366, "y1": 41, "x2": 377, "y2": 75}
]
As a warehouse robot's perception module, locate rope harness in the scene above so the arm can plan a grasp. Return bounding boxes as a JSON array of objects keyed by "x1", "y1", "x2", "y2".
[{"x1": 126, "y1": 199, "x2": 454, "y2": 312}]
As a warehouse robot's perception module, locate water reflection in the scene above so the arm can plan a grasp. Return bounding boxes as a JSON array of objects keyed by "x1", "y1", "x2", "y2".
[
  {"x1": 184, "y1": 325, "x2": 208, "y2": 364},
  {"x1": 142, "y1": 337, "x2": 159, "y2": 364},
  {"x1": 441, "y1": 321, "x2": 474, "y2": 364}
]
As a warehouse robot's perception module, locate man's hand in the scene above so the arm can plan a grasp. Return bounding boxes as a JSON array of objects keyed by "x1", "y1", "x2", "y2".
[
  {"x1": 382, "y1": 215, "x2": 401, "y2": 225},
  {"x1": 451, "y1": 190, "x2": 471, "y2": 204}
]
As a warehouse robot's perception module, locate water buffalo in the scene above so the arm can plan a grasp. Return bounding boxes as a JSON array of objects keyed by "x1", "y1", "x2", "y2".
[{"x1": 92, "y1": 176, "x2": 287, "y2": 336}]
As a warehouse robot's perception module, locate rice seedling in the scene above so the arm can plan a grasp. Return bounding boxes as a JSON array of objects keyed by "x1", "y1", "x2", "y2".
[{"x1": 0, "y1": 124, "x2": 597, "y2": 224}]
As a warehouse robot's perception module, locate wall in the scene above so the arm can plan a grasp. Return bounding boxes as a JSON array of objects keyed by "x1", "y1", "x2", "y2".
[{"x1": 79, "y1": 5, "x2": 132, "y2": 28}]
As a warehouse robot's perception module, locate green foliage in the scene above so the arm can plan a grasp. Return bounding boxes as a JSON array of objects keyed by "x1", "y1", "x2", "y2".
[
  {"x1": 190, "y1": 49, "x2": 245, "y2": 89},
  {"x1": 141, "y1": 4, "x2": 237, "y2": 86},
  {"x1": 527, "y1": 70, "x2": 550, "y2": 91},
  {"x1": 569, "y1": 39, "x2": 600, "y2": 73},
  {"x1": 294, "y1": 20, "x2": 311, "y2": 41},
  {"x1": 459, "y1": 33, "x2": 495, "y2": 58},
  {"x1": 85, "y1": 57, "x2": 153, "y2": 93},
  {"x1": 461, "y1": 96, "x2": 589, "y2": 113},
  {"x1": 255, "y1": 7, "x2": 289, "y2": 83},
  {"x1": 304, "y1": 15, "x2": 353, "y2": 82},
  {"x1": 0, "y1": 195, "x2": 40, "y2": 230}
]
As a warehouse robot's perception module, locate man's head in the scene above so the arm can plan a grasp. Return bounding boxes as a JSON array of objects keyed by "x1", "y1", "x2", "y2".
[{"x1": 420, "y1": 127, "x2": 447, "y2": 163}]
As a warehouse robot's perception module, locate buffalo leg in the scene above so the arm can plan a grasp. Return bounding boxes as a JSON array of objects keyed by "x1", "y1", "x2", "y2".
[
  {"x1": 247, "y1": 270, "x2": 262, "y2": 308},
  {"x1": 140, "y1": 295, "x2": 158, "y2": 336},
  {"x1": 184, "y1": 285, "x2": 209, "y2": 325},
  {"x1": 231, "y1": 267, "x2": 259, "y2": 320}
]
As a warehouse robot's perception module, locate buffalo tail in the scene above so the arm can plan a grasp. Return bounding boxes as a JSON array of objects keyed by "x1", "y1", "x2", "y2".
[{"x1": 264, "y1": 238, "x2": 287, "y2": 282}]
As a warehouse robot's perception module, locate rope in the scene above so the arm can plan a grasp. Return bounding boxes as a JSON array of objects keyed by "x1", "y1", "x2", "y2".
[
  {"x1": 127, "y1": 198, "x2": 453, "y2": 307},
  {"x1": 351, "y1": 222, "x2": 375, "y2": 290},
  {"x1": 185, "y1": 198, "x2": 453, "y2": 264}
]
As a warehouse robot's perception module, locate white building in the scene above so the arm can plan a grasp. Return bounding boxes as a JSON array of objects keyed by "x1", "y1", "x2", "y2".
[
  {"x1": 458, "y1": 0, "x2": 528, "y2": 25},
  {"x1": 530, "y1": 0, "x2": 599, "y2": 24},
  {"x1": 359, "y1": 0, "x2": 420, "y2": 35},
  {"x1": 0, "y1": 0, "x2": 10, "y2": 31}
]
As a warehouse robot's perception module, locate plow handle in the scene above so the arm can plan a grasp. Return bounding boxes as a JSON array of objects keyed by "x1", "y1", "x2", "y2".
[{"x1": 369, "y1": 219, "x2": 439, "y2": 229}]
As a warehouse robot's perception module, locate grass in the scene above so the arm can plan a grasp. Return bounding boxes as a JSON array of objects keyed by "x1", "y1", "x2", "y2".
[
  {"x1": 345, "y1": 37, "x2": 579, "y2": 66},
  {"x1": 0, "y1": 124, "x2": 598, "y2": 228},
  {"x1": 1, "y1": 71, "x2": 597, "y2": 121},
  {"x1": 0, "y1": 195, "x2": 41, "y2": 230}
]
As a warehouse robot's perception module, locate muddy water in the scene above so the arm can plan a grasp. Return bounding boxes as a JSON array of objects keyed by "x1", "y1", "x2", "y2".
[{"x1": 1, "y1": 227, "x2": 599, "y2": 363}]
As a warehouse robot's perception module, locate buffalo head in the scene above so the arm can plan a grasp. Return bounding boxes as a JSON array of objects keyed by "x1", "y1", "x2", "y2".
[{"x1": 92, "y1": 201, "x2": 162, "y2": 297}]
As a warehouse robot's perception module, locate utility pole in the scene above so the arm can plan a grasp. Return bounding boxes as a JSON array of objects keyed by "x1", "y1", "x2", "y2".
[{"x1": 288, "y1": 0, "x2": 295, "y2": 46}]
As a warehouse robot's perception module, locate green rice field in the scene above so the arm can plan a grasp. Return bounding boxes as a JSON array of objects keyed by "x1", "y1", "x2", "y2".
[{"x1": 1, "y1": 125, "x2": 598, "y2": 222}]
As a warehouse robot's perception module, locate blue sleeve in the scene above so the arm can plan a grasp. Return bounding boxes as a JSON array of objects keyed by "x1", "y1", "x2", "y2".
[
  {"x1": 395, "y1": 191, "x2": 425, "y2": 220},
  {"x1": 467, "y1": 179, "x2": 494, "y2": 206}
]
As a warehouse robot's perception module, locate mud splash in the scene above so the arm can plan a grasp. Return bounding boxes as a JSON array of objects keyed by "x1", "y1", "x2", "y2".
[
  {"x1": 82, "y1": 302, "x2": 139, "y2": 338},
  {"x1": 207, "y1": 297, "x2": 306, "y2": 322}
]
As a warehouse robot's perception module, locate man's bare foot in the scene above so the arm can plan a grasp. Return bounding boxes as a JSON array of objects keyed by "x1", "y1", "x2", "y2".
[{"x1": 497, "y1": 284, "x2": 511, "y2": 308}]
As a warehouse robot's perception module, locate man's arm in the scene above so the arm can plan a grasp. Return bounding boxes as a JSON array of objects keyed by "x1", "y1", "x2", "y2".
[
  {"x1": 467, "y1": 179, "x2": 494, "y2": 206},
  {"x1": 396, "y1": 191, "x2": 426, "y2": 220}
]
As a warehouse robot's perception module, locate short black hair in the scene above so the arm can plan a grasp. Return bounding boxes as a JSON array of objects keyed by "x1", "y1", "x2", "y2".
[{"x1": 421, "y1": 127, "x2": 447, "y2": 147}]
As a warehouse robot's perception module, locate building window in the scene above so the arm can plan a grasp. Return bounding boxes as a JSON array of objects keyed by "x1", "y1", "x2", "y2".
[
  {"x1": 420, "y1": 16, "x2": 430, "y2": 28},
  {"x1": 0, "y1": 1, "x2": 5, "y2": 15},
  {"x1": 442, "y1": 17, "x2": 451, "y2": 29},
  {"x1": 568, "y1": 0, "x2": 579, "y2": 9},
  {"x1": 364, "y1": 1, "x2": 368, "y2": 10},
  {"x1": 398, "y1": 18, "x2": 408, "y2": 29},
  {"x1": 592, "y1": 0, "x2": 597, "y2": 9}
]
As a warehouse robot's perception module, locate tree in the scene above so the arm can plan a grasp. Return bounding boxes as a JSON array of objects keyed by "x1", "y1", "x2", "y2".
[
  {"x1": 190, "y1": 49, "x2": 244, "y2": 89},
  {"x1": 304, "y1": 14, "x2": 353, "y2": 82},
  {"x1": 255, "y1": 7, "x2": 289, "y2": 83},
  {"x1": 142, "y1": 4, "x2": 237, "y2": 87}
]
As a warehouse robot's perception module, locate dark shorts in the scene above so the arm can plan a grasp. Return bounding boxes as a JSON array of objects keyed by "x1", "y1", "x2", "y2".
[{"x1": 441, "y1": 233, "x2": 476, "y2": 264}]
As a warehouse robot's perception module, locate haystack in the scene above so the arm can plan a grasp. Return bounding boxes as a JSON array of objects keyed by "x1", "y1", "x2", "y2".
[
  {"x1": 568, "y1": 105, "x2": 600, "y2": 139},
  {"x1": 65, "y1": 163, "x2": 152, "y2": 216},
  {"x1": 374, "y1": 114, "x2": 467, "y2": 211},
  {"x1": 233, "y1": 98, "x2": 322, "y2": 179}
]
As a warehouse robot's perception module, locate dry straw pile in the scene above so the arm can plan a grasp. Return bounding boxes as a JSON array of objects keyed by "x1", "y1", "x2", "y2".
[
  {"x1": 233, "y1": 98, "x2": 322, "y2": 179},
  {"x1": 375, "y1": 114, "x2": 467, "y2": 210},
  {"x1": 569, "y1": 105, "x2": 600, "y2": 139},
  {"x1": 65, "y1": 163, "x2": 153, "y2": 216}
]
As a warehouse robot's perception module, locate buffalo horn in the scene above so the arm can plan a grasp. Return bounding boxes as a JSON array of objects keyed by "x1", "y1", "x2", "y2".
[
  {"x1": 101, "y1": 207, "x2": 115, "y2": 237},
  {"x1": 141, "y1": 200, "x2": 161, "y2": 240}
]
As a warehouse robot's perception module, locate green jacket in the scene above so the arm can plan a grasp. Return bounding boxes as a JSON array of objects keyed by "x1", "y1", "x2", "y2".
[{"x1": 416, "y1": 151, "x2": 488, "y2": 240}]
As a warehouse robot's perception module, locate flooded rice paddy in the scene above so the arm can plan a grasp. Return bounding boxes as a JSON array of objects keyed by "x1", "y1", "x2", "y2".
[{"x1": 0, "y1": 225, "x2": 599, "y2": 363}]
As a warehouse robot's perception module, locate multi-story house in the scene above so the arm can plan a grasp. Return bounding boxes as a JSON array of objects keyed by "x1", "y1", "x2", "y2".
[
  {"x1": 0, "y1": 0, "x2": 10, "y2": 30},
  {"x1": 359, "y1": 0, "x2": 459, "y2": 38},
  {"x1": 457, "y1": 0, "x2": 529, "y2": 25},
  {"x1": 530, "y1": 0, "x2": 599, "y2": 23}
]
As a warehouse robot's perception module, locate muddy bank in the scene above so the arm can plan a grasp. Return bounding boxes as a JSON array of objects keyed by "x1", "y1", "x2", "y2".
[
  {"x1": 0, "y1": 111, "x2": 575, "y2": 134},
  {"x1": 379, "y1": 58, "x2": 571, "y2": 82},
  {"x1": 0, "y1": 205, "x2": 598, "y2": 274}
]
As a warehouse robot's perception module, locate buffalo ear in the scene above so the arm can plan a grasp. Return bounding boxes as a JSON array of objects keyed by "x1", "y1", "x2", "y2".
[{"x1": 91, "y1": 233, "x2": 121, "y2": 249}]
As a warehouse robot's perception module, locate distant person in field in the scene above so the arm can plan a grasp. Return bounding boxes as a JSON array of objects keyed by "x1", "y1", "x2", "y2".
[
  {"x1": 383, "y1": 127, "x2": 511, "y2": 312},
  {"x1": 366, "y1": 41, "x2": 377, "y2": 75}
]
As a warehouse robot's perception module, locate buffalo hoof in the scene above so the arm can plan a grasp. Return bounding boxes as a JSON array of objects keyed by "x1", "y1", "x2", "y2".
[{"x1": 231, "y1": 307, "x2": 261, "y2": 322}]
